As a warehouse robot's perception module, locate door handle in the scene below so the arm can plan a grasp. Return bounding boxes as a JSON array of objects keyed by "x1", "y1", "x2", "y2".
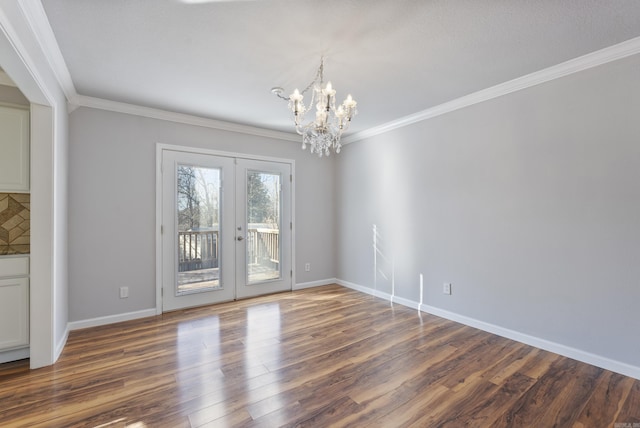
[{"x1": 237, "y1": 236, "x2": 244, "y2": 241}]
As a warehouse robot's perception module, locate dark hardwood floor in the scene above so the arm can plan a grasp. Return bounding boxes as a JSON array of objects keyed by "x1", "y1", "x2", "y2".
[{"x1": 1, "y1": 285, "x2": 638, "y2": 427}]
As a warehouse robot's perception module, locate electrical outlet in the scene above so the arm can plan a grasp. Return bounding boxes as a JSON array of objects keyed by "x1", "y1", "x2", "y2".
[
  {"x1": 120, "y1": 286, "x2": 129, "y2": 299},
  {"x1": 443, "y1": 283, "x2": 452, "y2": 295},
  {"x1": 305, "y1": 263, "x2": 311, "y2": 272}
]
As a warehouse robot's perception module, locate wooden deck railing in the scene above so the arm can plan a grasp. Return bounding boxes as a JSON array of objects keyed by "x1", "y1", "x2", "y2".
[
  {"x1": 178, "y1": 228, "x2": 279, "y2": 272},
  {"x1": 178, "y1": 230, "x2": 218, "y2": 271},
  {"x1": 247, "y1": 228, "x2": 280, "y2": 267}
]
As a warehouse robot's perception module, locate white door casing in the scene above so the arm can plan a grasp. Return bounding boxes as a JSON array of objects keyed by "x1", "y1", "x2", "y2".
[{"x1": 158, "y1": 146, "x2": 293, "y2": 312}]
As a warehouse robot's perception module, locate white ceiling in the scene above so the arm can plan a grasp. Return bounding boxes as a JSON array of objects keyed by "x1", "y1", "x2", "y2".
[{"x1": 40, "y1": 0, "x2": 640, "y2": 136}]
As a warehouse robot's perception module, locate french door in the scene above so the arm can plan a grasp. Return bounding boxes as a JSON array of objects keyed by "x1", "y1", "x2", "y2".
[{"x1": 161, "y1": 149, "x2": 292, "y2": 312}]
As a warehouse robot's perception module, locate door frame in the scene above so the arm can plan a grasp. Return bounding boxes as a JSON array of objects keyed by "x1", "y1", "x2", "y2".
[{"x1": 155, "y1": 143, "x2": 296, "y2": 315}]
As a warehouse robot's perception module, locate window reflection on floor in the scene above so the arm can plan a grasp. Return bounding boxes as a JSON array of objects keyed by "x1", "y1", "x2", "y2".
[{"x1": 245, "y1": 304, "x2": 282, "y2": 408}]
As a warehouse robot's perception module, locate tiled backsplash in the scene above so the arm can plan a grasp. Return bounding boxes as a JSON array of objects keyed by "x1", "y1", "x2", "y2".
[{"x1": 0, "y1": 193, "x2": 30, "y2": 255}]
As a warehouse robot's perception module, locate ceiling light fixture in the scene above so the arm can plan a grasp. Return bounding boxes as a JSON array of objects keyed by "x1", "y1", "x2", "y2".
[{"x1": 272, "y1": 57, "x2": 357, "y2": 157}]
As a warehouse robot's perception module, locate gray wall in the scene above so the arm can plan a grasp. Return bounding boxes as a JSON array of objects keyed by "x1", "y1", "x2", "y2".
[
  {"x1": 0, "y1": 84, "x2": 29, "y2": 105},
  {"x1": 336, "y1": 53, "x2": 640, "y2": 367},
  {"x1": 68, "y1": 107, "x2": 335, "y2": 321}
]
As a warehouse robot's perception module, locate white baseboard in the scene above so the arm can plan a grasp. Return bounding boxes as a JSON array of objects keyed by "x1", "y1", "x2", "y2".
[
  {"x1": 336, "y1": 279, "x2": 392, "y2": 300},
  {"x1": 293, "y1": 278, "x2": 337, "y2": 290},
  {"x1": 0, "y1": 347, "x2": 29, "y2": 364},
  {"x1": 54, "y1": 326, "x2": 69, "y2": 362},
  {"x1": 336, "y1": 279, "x2": 640, "y2": 381},
  {"x1": 68, "y1": 308, "x2": 157, "y2": 331}
]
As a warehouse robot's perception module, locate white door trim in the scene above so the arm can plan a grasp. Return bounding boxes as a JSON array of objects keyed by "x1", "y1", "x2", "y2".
[{"x1": 155, "y1": 143, "x2": 296, "y2": 314}]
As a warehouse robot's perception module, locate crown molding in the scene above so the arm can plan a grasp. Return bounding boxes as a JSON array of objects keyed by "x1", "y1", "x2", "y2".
[
  {"x1": 0, "y1": 3, "x2": 55, "y2": 106},
  {"x1": 18, "y1": 0, "x2": 300, "y2": 142},
  {"x1": 342, "y1": 36, "x2": 640, "y2": 145},
  {"x1": 18, "y1": 0, "x2": 77, "y2": 103},
  {"x1": 18, "y1": 3, "x2": 640, "y2": 146},
  {"x1": 75, "y1": 94, "x2": 301, "y2": 141}
]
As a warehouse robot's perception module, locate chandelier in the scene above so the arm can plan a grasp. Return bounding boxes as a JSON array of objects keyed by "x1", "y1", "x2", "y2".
[{"x1": 272, "y1": 57, "x2": 357, "y2": 157}]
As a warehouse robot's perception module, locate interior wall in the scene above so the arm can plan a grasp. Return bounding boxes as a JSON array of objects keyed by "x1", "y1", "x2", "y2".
[
  {"x1": 68, "y1": 107, "x2": 335, "y2": 322},
  {"x1": 0, "y1": 0, "x2": 70, "y2": 367},
  {"x1": 0, "y1": 84, "x2": 29, "y2": 105},
  {"x1": 336, "y1": 53, "x2": 640, "y2": 369}
]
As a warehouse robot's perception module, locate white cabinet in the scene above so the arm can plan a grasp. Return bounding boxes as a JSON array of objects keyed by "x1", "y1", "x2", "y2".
[
  {"x1": 0, "y1": 104, "x2": 30, "y2": 192},
  {"x1": 0, "y1": 256, "x2": 29, "y2": 352}
]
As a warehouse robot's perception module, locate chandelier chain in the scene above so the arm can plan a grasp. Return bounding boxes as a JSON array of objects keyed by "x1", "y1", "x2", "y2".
[{"x1": 274, "y1": 57, "x2": 325, "y2": 101}]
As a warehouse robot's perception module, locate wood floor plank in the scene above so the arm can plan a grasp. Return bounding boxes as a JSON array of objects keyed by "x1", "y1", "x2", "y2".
[
  {"x1": 458, "y1": 372, "x2": 538, "y2": 427},
  {"x1": 348, "y1": 344, "x2": 458, "y2": 405},
  {"x1": 573, "y1": 370, "x2": 635, "y2": 428},
  {"x1": 617, "y1": 378, "x2": 640, "y2": 424},
  {"x1": 0, "y1": 284, "x2": 638, "y2": 427},
  {"x1": 490, "y1": 356, "x2": 602, "y2": 427},
  {"x1": 488, "y1": 345, "x2": 541, "y2": 385},
  {"x1": 348, "y1": 382, "x2": 451, "y2": 427}
]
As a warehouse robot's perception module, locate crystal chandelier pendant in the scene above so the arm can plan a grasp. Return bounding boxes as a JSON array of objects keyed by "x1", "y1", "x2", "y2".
[{"x1": 272, "y1": 58, "x2": 357, "y2": 157}]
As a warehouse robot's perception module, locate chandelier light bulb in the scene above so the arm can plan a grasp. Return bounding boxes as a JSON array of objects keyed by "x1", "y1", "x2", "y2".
[
  {"x1": 290, "y1": 89, "x2": 303, "y2": 101},
  {"x1": 344, "y1": 94, "x2": 356, "y2": 109},
  {"x1": 323, "y1": 81, "x2": 335, "y2": 96}
]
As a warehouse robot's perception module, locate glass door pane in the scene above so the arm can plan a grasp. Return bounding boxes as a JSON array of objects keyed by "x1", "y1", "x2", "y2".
[
  {"x1": 162, "y1": 149, "x2": 235, "y2": 312},
  {"x1": 235, "y1": 158, "x2": 291, "y2": 300},
  {"x1": 176, "y1": 164, "x2": 221, "y2": 294},
  {"x1": 246, "y1": 170, "x2": 281, "y2": 284}
]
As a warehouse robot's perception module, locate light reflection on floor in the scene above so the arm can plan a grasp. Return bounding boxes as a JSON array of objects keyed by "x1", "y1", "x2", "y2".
[
  {"x1": 173, "y1": 301, "x2": 284, "y2": 424},
  {"x1": 244, "y1": 303, "x2": 284, "y2": 423},
  {"x1": 175, "y1": 314, "x2": 225, "y2": 411}
]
